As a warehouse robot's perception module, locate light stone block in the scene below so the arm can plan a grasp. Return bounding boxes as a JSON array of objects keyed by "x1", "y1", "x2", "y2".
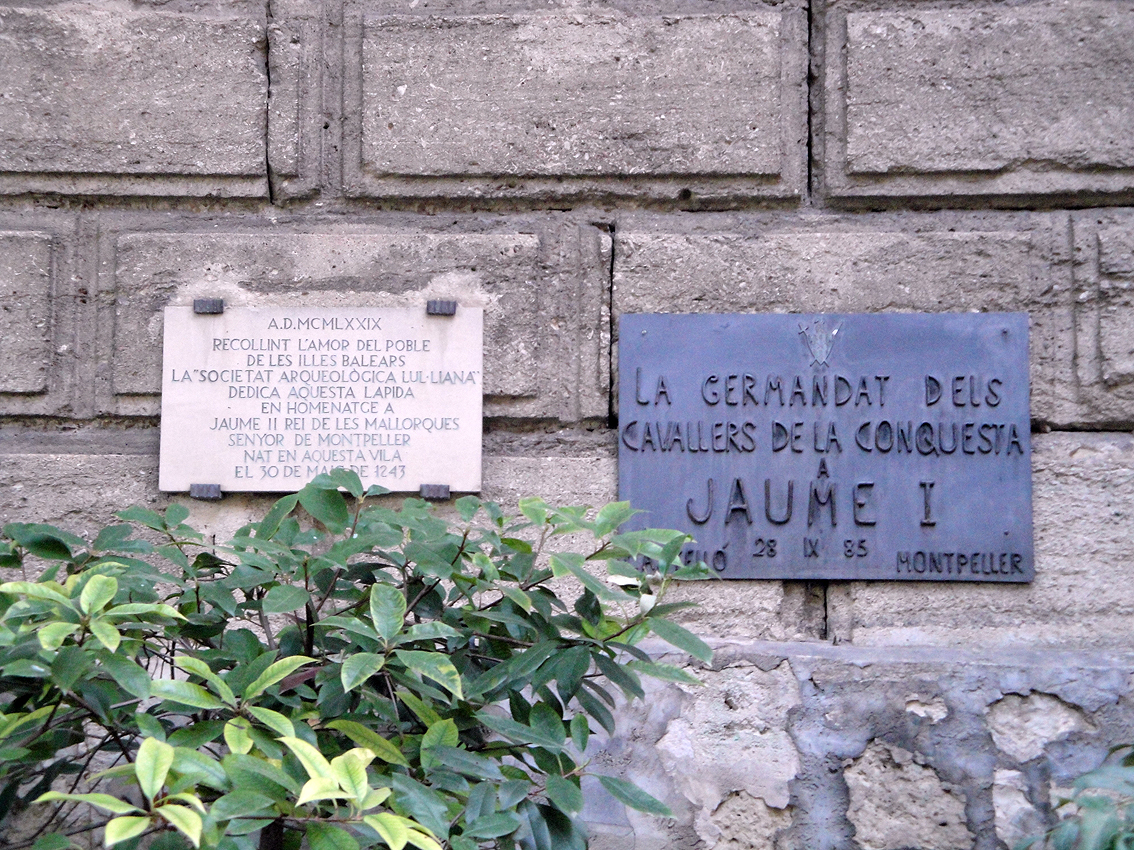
[
  {"x1": 844, "y1": 741, "x2": 971, "y2": 850},
  {"x1": 107, "y1": 226, "x2": 608, "y2": 423},
  {"x1": 0, "y1": 7, "x2": 267, "y2": 196},
  {"x1": 158, "y1": 307, "x2": 483, "y2": 494},
  {"x1": 612, "y1": 217, "x2": 1091, "y2": 425},
  {"x1": 346, "y1": 8, "x2": 806, "y2": 202},
  {"x1": 1073, "y1": 211, "x2": 1134, "y2": 421},
  {"x1": 825, "y1": 3, "x2": 1134, "y2": 200},
  {"x1": 0, "y1": 232, "x2": 52, "y2": 393},
  {"x1": 836, "y1": 432, "x2": 1134, "y2": 649}
]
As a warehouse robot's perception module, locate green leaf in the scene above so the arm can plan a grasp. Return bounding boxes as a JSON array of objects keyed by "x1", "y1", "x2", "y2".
[
  {"x1": 428, "y1": 746, "x2": 503, "y2": 781},
  {"x1": 627, "y1": 659, "x2": 701, "y2": 685},
  {"x1": 307, "y1": 823, "x2": 361, "y2": 850},
  {"x1": 257, "y1": 494, "x2": 300, "y2": 540},
  {"x1": 465, "y1": 812, "x2": 522, "y2": 840},
  {"x1": 475, "y1": 712, "x2": 565, "y2": 752},
  {"x1": 394, "y1": 651, "x2": 463, "y2": 700},
  {"x1": 150, "y1": 680, "x2": 227, "y2": 711},
  {"x1": 38, "y1": 622, "x2": 79, "y2": 651},
  {"x1": 545, "y1": 774, "x2": 583, "y2": 814},
  {"x1": 104, "y1": 816, "x2": 151, "y2": 847},
  {"x1": 315, "y1": 468, "x2": 365, "y2": 499},
  {"x1": 593, "y1": 502, "x2": 636, "y2": 537},
  {"x1": 35, "y1": 791, "x2": 141, "y2": 815},
  {"x1": 370, "y1": 583, "x2": 406, "y2": 642},
  {"x1": 396, "y1": 690, "x2": 442, "y2": 727},
  {"x1": 298, "y1": 483, "x2": 349, "y2": 532},
  {"x1": 363, "y1": 813, "x2": 409, "y2": 850},
  {"x1": 242, "y1": 655, "x2": 315, "y2": 700},
  {"x1": 98, "y1": 653, "x2": 151, "y2": 699},
  {"x1": 405, "y1": 829, "x2": 443, "y2": 850},
  {"x1": 0, "y1": 581, "x2": 71, "y2": 605},
  {"x1": 224, "y1": 718, "x2": 253, "y2": 755},
  {"x1": 169, "y1": 747, "x2": 229, "y2": 791},
  {"x1": 389, "y1": 775, "x2": 450, "y2": 839},
  {"x1": 330, "y1": 749, "x2": 374, "y2": 804},
  {"x1": 88, "y1": 618, "x2": 121, "y2": 652},
  {"x1": 325, "y1": 720, "x2": 409, "y2": 767},
  {"x1": 175, "y1": 657, "x2": 236, "y2": 707},
  {"x1": 156, "y1": 804, "x2": 202, "y2": 848},
  {"x1": 455, "y1": 496, "x2": 481, "y2": 521},
  {"x1": 569, "y1": 715, "x2": 589, "y2": 753},
  {"x1": 262, "y1": 585, "x2": 311, "y2": 615},
  {"x1": 341, "y1": 652, "x2": 385, "y2": 692},
  {"x1": 646, "y1": 617, "x2": 713, "y2": 663},
  {"x1": 279, "y1": 736, "x2": 333, "y2": 781},
  {"x1": 529, "y1": 703, "x2": 566, "y2": 747},
  {"x1": 80, "y1": 575, "x2": 118, "y2": 615},
  {"x1": 246, "y1": 706, "x2": 296, "y2": 738},
  {"x1": 208, "y1": 790, "x2": 275, "y2": 822},
  {"x1": 420, "y1": 719, "x2": 459, "y2": 768},
  {"x1": 297, "y1": 775, "x2": 348, "y2": 806},
  {"x1": 596, "y1": 775, "x2": 672, "y2": 817},
  {"x1": 30, "y1": 835, "x2": 76, "y2": 850},
  {"x1": 136, "y1": 737, "x2": 175, "y2": 801}
]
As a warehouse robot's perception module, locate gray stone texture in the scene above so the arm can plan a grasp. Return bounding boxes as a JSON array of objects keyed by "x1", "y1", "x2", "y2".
[
  {"x1": 0, "y1": 5, "x2": 267, "y2": 197},
  {"x1": 0, "y1": 231, "x2": 52, "y2": 393},
  {"x1": 343, "y1": 4, "x2": 807, "y2": 202},
  {"x1": 612, "y1": 213, "x2": 1106, "y2": 426},
  {"x1": 587, "y1": 641, "x2": 1134, "y2": 849},
  {"x1": 1073, "y1": 209, "x2": 1134, "y2": 423},
  {"x1": 833, "y1": 431, "x2": 1134, "y2": 649},
  {"x1": 103, "y1": 222, "x2": 609, "y2": 422},
  {"x1": 824, "y1": 1, "x2": 1134, "y2": 201}
]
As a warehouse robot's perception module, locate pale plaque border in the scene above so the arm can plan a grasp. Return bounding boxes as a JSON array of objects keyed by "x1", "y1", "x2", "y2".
[{"x1": 159, "y1": 306, "x2": 483, "y2": 493}]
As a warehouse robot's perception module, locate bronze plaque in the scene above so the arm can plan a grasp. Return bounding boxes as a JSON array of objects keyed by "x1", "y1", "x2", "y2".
[{"x1": 617, "y1": 313, "x2": 1032, "y2": 581}]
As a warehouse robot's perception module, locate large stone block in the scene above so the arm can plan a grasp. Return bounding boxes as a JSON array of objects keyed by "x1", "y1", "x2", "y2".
[
  {"x1": 822, "y1": 2, "x2": 1134, "y2": 201},
  {"x1": 585, "y1": 641, "x2": 1134, "y2": 848},
  {"x1": 0, "y1": 232, "x2": 53, "y2": 394},
  {"x1": 267, "y1": 0, "x2": 324, "y2": 199},
  {"x1": 343, "y1": 5, "x2": 806, "y2": 203},
  {"x1": 0, "y1": 6, "x2": 267, "y2": 197},
  {"x1": 834, "y1": 432, "x2": 1134, "y2": 649},
  {"x1": 1073, "y1": 210, "x2": 1134, "y2": 423},
  {"x1": 611, "y1": 214, "x2": 1097, "y2": 425},
  {"x1": 104, "y1": 223, "x2": 609, "y2": 422}
]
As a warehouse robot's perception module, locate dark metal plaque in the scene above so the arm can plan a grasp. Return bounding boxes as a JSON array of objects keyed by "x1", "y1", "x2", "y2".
[{"x1": 617, "y1": 313, "x2": 1033, "y2": 582}]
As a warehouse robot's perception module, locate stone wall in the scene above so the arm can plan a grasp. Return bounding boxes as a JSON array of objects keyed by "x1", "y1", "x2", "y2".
[{"x1": 2, "y1": 1, "x2": 1133, "y2": 847}]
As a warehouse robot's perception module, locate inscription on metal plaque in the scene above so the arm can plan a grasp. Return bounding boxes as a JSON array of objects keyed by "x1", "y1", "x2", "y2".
[
  {"x1": 617, "y1": 313, "x2": 1033, "y2": 581},
  {"x1": 160, "y1": 306, "x2": 483, "y2": 494}
]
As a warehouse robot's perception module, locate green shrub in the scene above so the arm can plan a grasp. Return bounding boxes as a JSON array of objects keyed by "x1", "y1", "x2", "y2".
[
  {"x1": 1019, "y1": 745, "x2": 1134, "y2": 850},
  {"x1": 0, "y1": 470, "x2": 709, "y2": 850}
]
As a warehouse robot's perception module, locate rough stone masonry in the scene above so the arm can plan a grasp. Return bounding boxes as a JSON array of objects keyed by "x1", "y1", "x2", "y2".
[{"x1": 2, "y1": 0, "x2": 1134, "y2": 847}]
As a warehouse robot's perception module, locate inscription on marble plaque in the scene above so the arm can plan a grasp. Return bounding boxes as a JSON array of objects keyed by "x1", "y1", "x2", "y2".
[
  {"x1": 159, "y1": 306, "x2": 483, "y2": 493},
  {"x1": 618, "y1": 313, "x2": 1033, "y2": 581}
]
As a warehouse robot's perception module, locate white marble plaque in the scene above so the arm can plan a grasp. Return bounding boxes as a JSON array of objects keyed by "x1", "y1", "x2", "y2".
[{"x1": 159, "y1": 306, "x2": 483, "y2": 493}]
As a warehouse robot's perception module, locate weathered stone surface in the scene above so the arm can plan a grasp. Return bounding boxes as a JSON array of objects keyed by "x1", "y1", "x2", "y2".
[
  {"x1": 0, "y1": 6, "x2": 266, "y2": 196},
  {"x1": 105, "y1": 225, "x2": 608, "y2": 422},
  {"x1": 267, "y1": 1, "x2": 323, "y2": 199},
  {"x1": 612, "y1": 214, "x2": 1093, "y2": 425},
  {"x1": 994, "y1": 769, "x2": 1045, "y2": 850},
  {"x1": 346, "y1": 7, "x2": 806, "y2": 202},
  {"x1": 709, "y1": 793, "x2": 792, "y2": 850},
  {"x1": 825, "y1": 3, "x2": 1134, "y2": 200},
  {"x1": 845, "y1": 740, "x2": 971, "y2": 850},
  {"x1": 1073, "y1": 210, "x2": 1134, "y2": 423},
  {"x1": 836, "y1": 432, "x2": 1134, "y2": 649},
  {"x1": 987, "y1": 693, "x2": 1096, "y2": 763},
  {"x1": 0, "y1": 232, "x2": 52, "y2": 393}
]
